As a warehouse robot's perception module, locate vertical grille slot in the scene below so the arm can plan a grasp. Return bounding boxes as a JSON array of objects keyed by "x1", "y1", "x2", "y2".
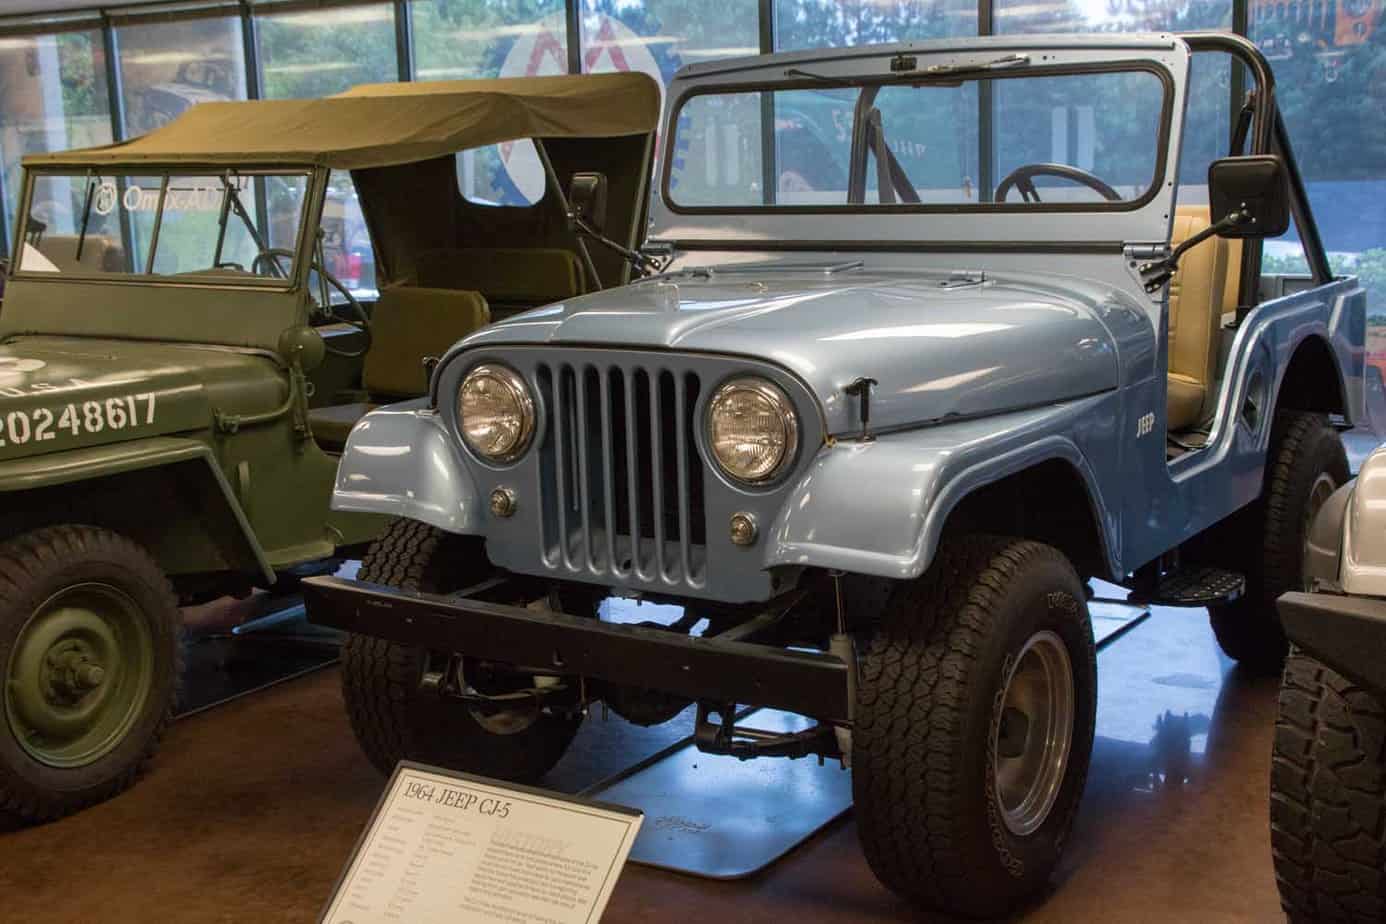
[{"x1": 537, "y1": 359, "x2": 704, "y2": 588}]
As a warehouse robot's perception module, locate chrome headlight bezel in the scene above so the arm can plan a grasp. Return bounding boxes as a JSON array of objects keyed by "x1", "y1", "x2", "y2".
[
  {"x1": 705, "y1": 376, "x2": 800, "y2": 486},
  {"x1": 456, "y1": 362, "x2": 536, "y2": 464}
]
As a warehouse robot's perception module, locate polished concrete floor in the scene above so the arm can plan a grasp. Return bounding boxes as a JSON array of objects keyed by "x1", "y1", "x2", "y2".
[{"x1": 0, "y1": 605, "x2": 1286, "y2": 923}]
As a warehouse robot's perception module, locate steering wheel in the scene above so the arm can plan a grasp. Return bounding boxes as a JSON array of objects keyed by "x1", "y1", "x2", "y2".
[
  {"x1": 994, "y1": 163, "x2": 1123, "y2": 204},
  {"x1": 254, "y1": 247, "x2": 371, "y2": 357}
]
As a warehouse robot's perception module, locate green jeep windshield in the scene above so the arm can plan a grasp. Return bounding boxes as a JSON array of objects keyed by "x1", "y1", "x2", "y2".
[
  {"x1": 666, "y1": 66, "x2": 1168, "y2": 211},
  {"x1": 15, "y1": 170, "x2": 311, "y2": 283}
]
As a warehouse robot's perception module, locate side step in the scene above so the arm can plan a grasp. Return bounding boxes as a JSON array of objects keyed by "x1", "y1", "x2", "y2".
[{"x1": 1129, "y1": 566, "x2": 1245, "y2": 608}]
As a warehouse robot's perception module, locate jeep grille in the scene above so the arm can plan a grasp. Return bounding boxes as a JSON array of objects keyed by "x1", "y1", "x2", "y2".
[{"x1": 535, "y1": 361, "x2": 707, "y2": 590}]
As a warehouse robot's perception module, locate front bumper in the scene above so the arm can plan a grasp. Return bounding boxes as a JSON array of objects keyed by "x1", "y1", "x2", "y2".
[
  {"x1": 302, "y1": 575, "x2": 851, "y2": 721},
  {"x1": 1278, "y1": 590, "x2": 1386, "y2": 696}
]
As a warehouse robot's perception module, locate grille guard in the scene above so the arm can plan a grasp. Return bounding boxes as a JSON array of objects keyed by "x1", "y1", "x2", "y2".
[{"x1": 301, "y1": 575, "x2": 852, "y2": 722}]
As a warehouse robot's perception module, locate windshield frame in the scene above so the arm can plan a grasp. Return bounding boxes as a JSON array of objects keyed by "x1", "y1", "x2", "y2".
[
  {"x1": 8, "y1": 163, "x2": 323, "y2": 292},
  {"x1": 660, "y1": 60, "x2": 1175, "y2": 218}
]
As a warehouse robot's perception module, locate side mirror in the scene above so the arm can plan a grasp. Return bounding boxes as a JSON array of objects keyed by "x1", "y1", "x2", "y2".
[
  {"x1": 567, "y1": 172, "x2": 608, "y2": 235},
  {"x1": 1208, "y1": 155, "x2": 1291, "y2": 238}
]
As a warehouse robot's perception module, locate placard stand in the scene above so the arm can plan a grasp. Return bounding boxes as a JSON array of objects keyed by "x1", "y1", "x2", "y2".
[{"x1": 323, "y1": 762, "x2": 642, "y2": 924}]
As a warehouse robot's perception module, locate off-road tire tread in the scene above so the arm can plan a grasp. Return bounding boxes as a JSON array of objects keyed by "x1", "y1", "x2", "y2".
[
  {"x1": 1211, "y1": 411, "x2": 1348, "y2": 671},
  {"x1": 343, "y1": 519, "x2": 472, "y2": 774},
  {"x1": 1271, "y1": 650, "x2": 1386, "y2": 923},
  {"x1": 853, "y1": 535, "x2": 1096, "y2": 916},
  {"x1": 341, "y1": 519, "x2": 579, "y2": 781},
  {"x1": 0, "y1": 525, "x2": 181, "y2": 822}
]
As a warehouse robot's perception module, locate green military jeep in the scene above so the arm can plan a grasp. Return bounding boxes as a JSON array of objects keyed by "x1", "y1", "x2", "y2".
[{"x1": 0, "y1": 71, "x2": 658, "y2": 821}]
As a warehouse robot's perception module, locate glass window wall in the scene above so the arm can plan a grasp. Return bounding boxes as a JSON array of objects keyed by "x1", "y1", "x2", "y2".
[
  {"x1": 257, "y1": 4, "x2": 400, "y2": 296},
  {"x1": 0, "y1": 29, "x2": 111, "y2": 244},
  {"x1": 115, "y1": 16, "x2": 247, "y2": 137},
  {"x1": 775, "y1": 0, "x2": 976, "y2": 50}
]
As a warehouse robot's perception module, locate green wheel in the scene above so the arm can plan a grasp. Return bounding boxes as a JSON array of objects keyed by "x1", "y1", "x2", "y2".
[{"x1": 0, "y1": 526, "x2": 181, "y2": 822}]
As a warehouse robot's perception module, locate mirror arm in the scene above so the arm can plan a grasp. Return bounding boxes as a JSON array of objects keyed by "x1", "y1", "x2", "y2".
[
  {"x1": 1139, "y1": 210, "x2": 1249, "y2": 293},
  {"x1": 569, "y1": 214, "x2": 666, "y2": 276}
]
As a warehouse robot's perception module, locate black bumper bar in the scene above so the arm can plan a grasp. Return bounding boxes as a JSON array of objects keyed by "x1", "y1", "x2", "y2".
[
  {"x1": 1278, "y1": 591, "x2": 1386, "y2": 696},
  {"x1": 302, "y1": 576, "x2": 851, "y2": 722}
]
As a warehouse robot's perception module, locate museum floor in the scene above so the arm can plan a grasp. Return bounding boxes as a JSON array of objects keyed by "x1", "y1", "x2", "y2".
[{"x1": 0, "y1": 605, "x2": 1285, "y2": 923}]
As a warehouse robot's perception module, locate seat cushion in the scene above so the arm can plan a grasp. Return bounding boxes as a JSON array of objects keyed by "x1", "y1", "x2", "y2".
[
  {"x1": 1166, "y1": 209, "x2": 1230, "y2": 432},
  {"x1": 309, "y1": 402, "x2": 373, "y2": 451},
  {"x1": 1166, "y1": 374, "x2": 1206, "y2": 433},
  {"x1": 362, "y1": 286, "x2": 490, "y2": 399},
  {"x1": 35, "y1": 234, "x2": 126, "y2": 274},
  {"x1": 415, "y1": 248, "x2": 586, "y2": 306}
]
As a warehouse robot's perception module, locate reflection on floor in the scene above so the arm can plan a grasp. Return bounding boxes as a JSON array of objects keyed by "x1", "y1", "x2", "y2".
[{"x1": 0, "y1": 593, "x2": 1284, "y2": 923}]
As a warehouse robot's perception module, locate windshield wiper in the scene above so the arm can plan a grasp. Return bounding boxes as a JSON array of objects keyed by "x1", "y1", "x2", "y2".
[
  {"x1": 786, "y1": 52, "x2": 1029, "y2": 87},
  {"x1": 784, "y1": 67, "x2": 857, "y2": 87},
  {"x1": 74, "y1": 171, "x2": 96, "y2": 262},
  {"x1": 923, "y1": 52, "x2": 1030, "y2": 76}
]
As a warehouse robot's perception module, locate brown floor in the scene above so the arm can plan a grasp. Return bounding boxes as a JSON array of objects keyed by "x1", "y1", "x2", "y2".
[{"x1": 0, "y1": 608, "x2": 1285, "y2": 923}]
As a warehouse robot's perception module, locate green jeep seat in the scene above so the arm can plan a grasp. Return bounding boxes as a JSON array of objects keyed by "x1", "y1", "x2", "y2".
[
  {"x1": 414, "y1": 247, "x2": 586, "y2": 318},
  {"x1": 310, "y1": 286, "x2": 489, "y2": 451}
]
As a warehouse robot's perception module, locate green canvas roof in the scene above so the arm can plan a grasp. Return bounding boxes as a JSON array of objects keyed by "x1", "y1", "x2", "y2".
[{"x1": 23, "y1": 72, "x2": 661, "y2": 170}]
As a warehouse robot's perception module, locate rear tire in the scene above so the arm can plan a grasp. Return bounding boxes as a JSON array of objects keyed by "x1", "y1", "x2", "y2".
[
  {"x1": 1209, "y1": 411, "x2": 1348, "y2": 672},
  {"x1": 0, "y1": 526, "x2": 181, "y2": 822},
  {"x1": 341, "y1": 519, "x2": 583, "y2": 782},
  {"x1": 853, "y1": 535, "x2": 1096, "y2": 917},
  {"x1": 1271, "y1": 649, "x2": 1386, "y2": 922}
]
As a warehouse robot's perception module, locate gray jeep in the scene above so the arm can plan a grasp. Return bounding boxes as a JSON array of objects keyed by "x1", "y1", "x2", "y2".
[
  {"x1": 1271, "y1": 446, "x2": 1386, "y2": 923},
  {"x1": 304, "y1": 33, "x2": 1367, "y2": 916}
]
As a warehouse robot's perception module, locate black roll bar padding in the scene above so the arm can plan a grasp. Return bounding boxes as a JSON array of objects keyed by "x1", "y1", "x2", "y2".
[{"x1": 847, "y1": 85, "x2": 881, "y2": 205}]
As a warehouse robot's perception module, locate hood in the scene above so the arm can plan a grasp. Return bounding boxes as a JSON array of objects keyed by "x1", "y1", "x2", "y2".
[
  {"x1": 459, "y1": 267, "x2": 1123, "y2": 434},
  {"x1": 0, "y1": 337, "x2": 284, "y2": 464}
]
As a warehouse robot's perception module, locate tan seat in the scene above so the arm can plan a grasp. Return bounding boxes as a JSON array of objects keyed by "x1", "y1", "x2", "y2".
[
  {"x1": 415, "y1": 247, "x2": 586, "y2": 318},
  {"x1": 1166, "y1": 207, "x2": 1233, "y2": 432},
  {"x1": 310, "y1": 286, "x2": 490, "y2": 450},
  {"x1": 35, "y1": 234, "x2": 126, "y2": 274}
]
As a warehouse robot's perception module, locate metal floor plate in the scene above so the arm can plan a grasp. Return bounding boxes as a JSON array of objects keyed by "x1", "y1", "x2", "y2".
[
  {"x1": 177, "y1": 604, "x2": 341, "y2": 719},
  {"x1": 583, "y1": 708, "x2": 852, "y2": 879},
  {"x1": 583, "y1": 594, "x2": 1149, "y2": 879}
]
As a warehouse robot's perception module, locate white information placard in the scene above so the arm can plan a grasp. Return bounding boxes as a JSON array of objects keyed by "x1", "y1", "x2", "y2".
[{"x1": 322, "y1": 762, "x2": 643, "y2": 924}]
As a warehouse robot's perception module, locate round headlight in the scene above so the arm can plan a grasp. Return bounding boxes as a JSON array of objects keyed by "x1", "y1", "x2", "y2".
[
  {"x1": 457, "y1": 363, "x2": 535, "y2": 463},
  {"x1": 706, "y1": 377, "x2": 799, "y2": 484}
]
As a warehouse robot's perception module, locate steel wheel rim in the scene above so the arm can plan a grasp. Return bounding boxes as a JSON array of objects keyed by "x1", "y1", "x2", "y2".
[
  {"x1": 992, "y1": 629, "x2": 1075, "y2": 837},
  {"x1": 5, "y1": 583, "x2": 155, "y2": 768},
  {"x1": 1302, "y1": 472, "x2": 1338, "y2": 588}
]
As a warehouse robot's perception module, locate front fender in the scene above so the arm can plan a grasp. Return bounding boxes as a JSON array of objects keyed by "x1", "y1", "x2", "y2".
[
  {"x1": 0, "y1": 435, "x2": 274, "y2": 583},
  {"x1": 765, "y1": 393, "x2": 1120, "y2": 580},
  {"x1": 331, "y1": 399, "x2": 482, "y2": 534}
]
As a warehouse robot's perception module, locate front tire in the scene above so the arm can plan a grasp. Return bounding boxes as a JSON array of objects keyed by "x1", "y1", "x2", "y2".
[
  {"x1": 341, "y1": 519, "x2": 583, "y2": 782},
  {"x1": 853, "y1": 536, "x2": 1097, "y2": 917},
  {"x1": 1209, "y1": 411, "x2": 1349, "y2": 672},
  {"x1": 1271, "y1": 650, "x2": 1386, "y2": 923},
  {"x1": 0, "y1": 526, "x2": 181, "y2": 822}
]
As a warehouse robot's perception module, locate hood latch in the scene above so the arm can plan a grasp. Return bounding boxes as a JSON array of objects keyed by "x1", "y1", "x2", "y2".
[{"x1": 844, "y1": 377, "x2": 879, "y2": 442}]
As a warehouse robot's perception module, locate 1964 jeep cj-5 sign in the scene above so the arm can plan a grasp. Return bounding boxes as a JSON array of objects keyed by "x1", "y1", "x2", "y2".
[
  {"x1": 304, "y1": 34, "x2": 1368, "y2": 915},
  {"x1": 0, "y1": 72, "x2": 659, "y2": 822}
]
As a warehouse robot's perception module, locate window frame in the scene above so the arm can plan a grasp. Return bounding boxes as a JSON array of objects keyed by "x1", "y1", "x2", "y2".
[
  {"x1": 659, "y1": 59, "x2": 1177, "y2": 217},
  {"x1": 9, "y1": 162, "x2": 324, "y2": 293}
]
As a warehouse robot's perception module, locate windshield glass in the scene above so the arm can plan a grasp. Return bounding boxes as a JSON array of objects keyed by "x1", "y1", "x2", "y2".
[
  {"x1": 15, "y1": 170, "x2": 311, "y2": 282},
  {"x1": 667, "y1": 66, "x2": 1168, "y2": 211}
]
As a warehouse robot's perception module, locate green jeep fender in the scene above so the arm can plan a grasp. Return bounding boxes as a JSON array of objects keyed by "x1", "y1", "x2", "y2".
[{"x1": 0, "y1": 435, "x2": 275, "y2": 586}]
